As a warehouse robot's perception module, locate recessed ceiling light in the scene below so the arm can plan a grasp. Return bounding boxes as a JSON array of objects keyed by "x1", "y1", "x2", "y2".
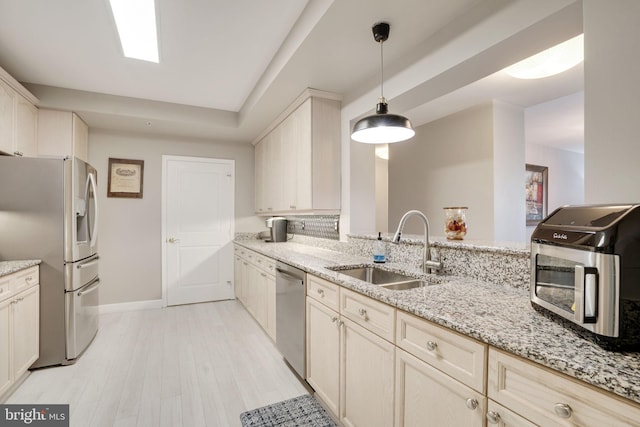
[
  {"x1": 109, "y1": 0, "x2": 159, "y2": 63},
  {"x1": 504, "y1": 34, "x2": 583, "y2": 79}
]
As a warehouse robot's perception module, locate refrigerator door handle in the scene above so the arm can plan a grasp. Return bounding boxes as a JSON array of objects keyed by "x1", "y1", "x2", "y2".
[
  {"x1": 78, "y1": 277, "x2": 100, "y2": 297},
  {"x1": 76, "y1": 255, "x2": 99, "y2": 269},
  {"x1": 88, "y1": 172, "x2": 99, "y2": 249}
]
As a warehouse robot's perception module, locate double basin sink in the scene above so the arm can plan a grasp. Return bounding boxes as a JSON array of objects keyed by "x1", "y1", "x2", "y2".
[{"x1": 328, "y1": 265, "x2": 427, "y2": 291}]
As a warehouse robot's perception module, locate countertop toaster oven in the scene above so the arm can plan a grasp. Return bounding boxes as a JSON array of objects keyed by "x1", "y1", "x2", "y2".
[{"x1": 530, "y1": 204, "x2": 640, "y2": 350}]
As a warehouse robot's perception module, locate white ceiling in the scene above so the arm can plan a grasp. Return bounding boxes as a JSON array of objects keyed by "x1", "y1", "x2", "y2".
[{"x1": 0, "y1": 0, "x2": 583, "y2": 149}]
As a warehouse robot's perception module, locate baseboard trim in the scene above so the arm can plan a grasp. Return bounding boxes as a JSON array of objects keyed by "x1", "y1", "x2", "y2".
[{"x1": 99, "y1": 299, "x2": 164, "y2": 314}]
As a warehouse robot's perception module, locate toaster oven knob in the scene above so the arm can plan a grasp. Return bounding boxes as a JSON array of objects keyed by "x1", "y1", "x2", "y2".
[
  {"x1": 553, "y1": 403, "x2": 573, "y2": 419},
  {"x1": 486, "y1": 411, "x2": 501, "y2": 424}
]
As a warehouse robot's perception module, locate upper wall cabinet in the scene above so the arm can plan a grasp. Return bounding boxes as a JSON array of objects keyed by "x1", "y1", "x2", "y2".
[
  {"x1": 37, "y1": 109, "x2": 89, "y2": 162},
  {"x1": 0, "y1": 67, "x2": 39, "y2": 157},
  {"x1": 254, "y1": 89, "x2": 341, "y2": 215}
]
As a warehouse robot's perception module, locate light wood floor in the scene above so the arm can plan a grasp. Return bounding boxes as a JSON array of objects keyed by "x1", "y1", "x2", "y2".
[{"x1": 7, "y1": 300, "x2": 309, "y2": 427}]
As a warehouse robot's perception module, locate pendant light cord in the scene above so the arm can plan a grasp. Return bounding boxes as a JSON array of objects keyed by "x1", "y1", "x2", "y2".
[{"x1": 379, "y1": 39, "x2": 385, "y2": 102}]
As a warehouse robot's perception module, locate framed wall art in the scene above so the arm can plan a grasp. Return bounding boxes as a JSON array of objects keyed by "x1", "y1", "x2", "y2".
[
  {"x1": 107, "y1": 158, "x2": 144, "y2": 198},
  {"x1": 525, "y1": 164, "x2": 548, "y2": 225}
]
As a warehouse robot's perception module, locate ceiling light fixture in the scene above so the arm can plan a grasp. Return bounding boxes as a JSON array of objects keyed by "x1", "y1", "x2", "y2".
[
  {"x1": 109, "y1": 0, "x2": 159, "y2": 63},
  {"x1": 351, "y1": 22, "x2": 415, "y2": 144},
  {"x1": 504, "y1": 34, "x2": 583, "y2": 80}
]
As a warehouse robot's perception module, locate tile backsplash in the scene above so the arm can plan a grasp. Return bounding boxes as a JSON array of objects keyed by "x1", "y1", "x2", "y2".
[{"x1": 286, "y1": 215, "x2": 340, "y2": 241}]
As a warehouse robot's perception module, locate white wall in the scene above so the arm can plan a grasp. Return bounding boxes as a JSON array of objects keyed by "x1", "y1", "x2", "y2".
[
  {"x1": 90, "y1": 131, "x2": 261, "y2": 305},
  {"x1": 525, "y1": 143, "x2": 584, "y2": 238},
  {"x1": 493, "y1": 101, "x2": 526, "y2": 242},
  {"x1": 583, "y1": 0, "x2": 640, "y2": 203},
  {"x1": 388, "y1": 104, "x2": 495, "y2": 239}
]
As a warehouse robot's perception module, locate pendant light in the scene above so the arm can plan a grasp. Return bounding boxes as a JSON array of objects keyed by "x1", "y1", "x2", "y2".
[{"x1": 351, "y1": 22, "x2": 415, "y2": 144}]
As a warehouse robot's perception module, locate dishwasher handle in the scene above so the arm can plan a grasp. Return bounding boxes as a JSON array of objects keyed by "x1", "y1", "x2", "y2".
[{"x1": 276, "y1": 268, "x2": 304, "y2": 283}]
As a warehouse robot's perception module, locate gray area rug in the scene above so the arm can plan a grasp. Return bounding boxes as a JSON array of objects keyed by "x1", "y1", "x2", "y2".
[{"x1": 240, "y1": 394, "x2": 337, "y2": 427}]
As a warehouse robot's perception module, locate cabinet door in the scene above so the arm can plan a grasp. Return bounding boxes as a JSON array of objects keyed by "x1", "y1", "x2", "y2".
[
  {"x1": 0, "y1": 79, "x2": 15, "y2": 155},
  {"x1": 254, "y1": 268, "x2": 268, "y2": 330},
  {"x1": 341, "y1": 317, "x2": 395, "y2": 427},
  {"x1": 15, "y1": 96, "x2": 38, "y2": 157},
  {"x1": 0, "y1": 298, "x2": 11, "y2": 397},
  {"x1": 306, "y1": 297, "x2": 340, "y2": 416},
  {"x1": 293, "y1": 98, "x2": 312, "y2": 210},
  {"x1": 254, "y1": 140, "x2": 266, "y2": 213},
  {"x1": 72, "y1": 113, "x2": 89, "y2": 162},
  {"x1": 266, "y1": 273, "x2": 276, "y2": 341},
  {"x1": 395, "y1": 348, "x2": 485, "y2": 427},
  {"x1": 12, "y1": 286, "x2": 39, "y2": 379},
  {"x1": 234, "y1": 255, "x2": 244, "y2": 303}
]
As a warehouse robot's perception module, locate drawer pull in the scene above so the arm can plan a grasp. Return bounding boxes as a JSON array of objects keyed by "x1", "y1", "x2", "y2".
[
  {"x1": 358, "y1": 308, "x2": 368, "y2": 320},
  {"x1": 486, "y1": 411, "x2": 501, "y2": 424},
  {"x1": 426, "y1": 341, "x2": 438, "y2": 351},
  {"x1": 0, "y1": 288, "x2": 3, "y2": 294},
  {"x1": 261, "y1": 273, "x2": 267, "y2": 278},
  {"x1": 554, "y1": 403, "x2": 572, "y2": 419},
  {"x1": 317, "y1": 289, "x2": 325, "y2": 297},
  {"x1": 332, "y1": 317, "x2": 338, "y2": 323},
  {"x1": 26, "y1": 276, "x2": 33, "y2": 282},
  {"x1": 465, "y1": 398, "x2": 478, "y2": 410}
]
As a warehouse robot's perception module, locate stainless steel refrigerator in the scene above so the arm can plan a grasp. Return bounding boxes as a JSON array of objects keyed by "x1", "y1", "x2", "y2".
[{"x1": 0, "y1": 156, "x2": 100, "y2": 368}]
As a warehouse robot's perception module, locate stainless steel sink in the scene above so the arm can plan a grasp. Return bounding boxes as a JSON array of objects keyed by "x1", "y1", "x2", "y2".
[{"x1": 328, "y1": 265, "x2": 425, "y2": 290}]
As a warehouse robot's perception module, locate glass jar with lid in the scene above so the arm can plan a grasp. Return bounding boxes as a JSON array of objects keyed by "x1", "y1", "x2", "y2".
[{"x1": 444, "y1": 207, "x2": 468, "y2": 240}]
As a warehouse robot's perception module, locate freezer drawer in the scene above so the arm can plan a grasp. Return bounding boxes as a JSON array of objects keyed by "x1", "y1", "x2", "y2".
[{"x1": 65, "y1": 277, "x2": 99, "y2": 360}]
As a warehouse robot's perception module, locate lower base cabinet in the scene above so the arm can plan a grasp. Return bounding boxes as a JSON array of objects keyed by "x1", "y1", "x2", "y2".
[
  {"x1": 233, "y1": 246, "x2": 275, "y2": 341},
  {"x1": 341, "y1": 317, "x2": 395, "y2": 427},
  {"x1": 395, "y1": 348, "x2": 485, "y2": 426},
  {"x1": 0, "y1": 266, "x2": 40, "y2": 400}
]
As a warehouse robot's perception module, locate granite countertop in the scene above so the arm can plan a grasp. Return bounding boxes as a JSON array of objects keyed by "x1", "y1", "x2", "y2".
[
  {"x1": 0, "y1": 260, "x2": 41, "y2": 278},
  {"x1": 235, "y1": 239, "x2": 640, "y2": 405}
]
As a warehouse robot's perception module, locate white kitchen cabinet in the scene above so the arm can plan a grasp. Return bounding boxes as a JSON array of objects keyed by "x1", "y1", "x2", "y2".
[
  {"x1": 233, "y1": 246, "x2": 276, "y2": 341},
  {"x1": 254, "y1": 89, "x2": 341, "y2": 215},
  {"x1": 0, "y1": 79, "x2": 16, "y2": 155},
  {"x1": 395, "y1": 348, "x2": 485, "y2": 427},
  {"x1": 306, "y1": 295, "x2": 340, "y2": 416},
  {"x1": 306, "y1": 275, "x2": 395, "y2": 427},
  {"x1": 37, "y1": 109, "x2": 89, "y2": 162},
  {"x1": 488, "y1": 347, "x2": 640, "y2": 426},
  {"x1": 341, "y1": 316, "x2": 395, "y2": 427},
  {"x1": 0, "y1": 266, "x2": 40, "y2": 400},
  {"x1": 0, "y1": 76, "x2": 38, "y2": 157},
  {"x1": 394, "y1": 311, "x2": 488, "y2": 426}
]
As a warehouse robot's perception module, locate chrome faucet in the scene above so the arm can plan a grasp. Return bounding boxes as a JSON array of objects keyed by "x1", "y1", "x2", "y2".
[{"x1": 392, "y1": 210, "x2": 442, "y2": 274}]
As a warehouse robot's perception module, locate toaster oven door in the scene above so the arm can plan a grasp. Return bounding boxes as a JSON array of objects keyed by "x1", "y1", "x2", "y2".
[{"x1": 530, "y1": 243, "x2": 620, "y2": 337}]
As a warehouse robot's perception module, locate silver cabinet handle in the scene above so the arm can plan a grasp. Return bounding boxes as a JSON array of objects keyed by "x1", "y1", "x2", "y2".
[
  {"x1": 25, "y1": 276, "x2": 33, "y2": 282},
  {"x1": 261, "y1": 273, "x2": 267, "y2": 278},
  {"x1": 465, "y1": 398, "x2": 478, "y2": 410},
  {"x1": 486, "y1": 411, "x2": 501, "y2": 424},
  {"x1": 554, "y1": 403, "x2": 572, "y2": 419},
  {"x1": 332, "y1": 317, "x2": 338, "y2": 323},
  {"x1": 358, "y1": 308, "x2": 367, "y2": 317},
  {"x1": 426, "y1": 341, "x2": 438, "y2": 351},
  {"x1": 167, "y1": 237, "x2": 180, "y2": 243},
  {"x1": 13, "y1": 151, "x2": 23, "y2": 156},
  {"x1": 317, "y1": 289, "x2": 325, "y2": 297}
]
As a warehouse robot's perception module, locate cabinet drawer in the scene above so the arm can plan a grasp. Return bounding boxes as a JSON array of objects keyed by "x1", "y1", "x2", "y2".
[
  {"x1": 0, "y1": 276, "x2": 10, "y2": 302},
  {"x1": 486, "y1": 400, "x2": 537, "y2": 427},
  {"x1": 10, "y1": 266, "x2": 39, "y2": 294},
  {"x1": 488, "y1": 348, "x2": 640, "y2": 427},
  {"x1": 254, "y1": 254, "x2": 275, "y2": 274},
  {"x1": 396, "y1": 310, "x2": 486, "y2": 392},
  {"x1": 307, "y1": 275, "x2": 340, "y2": 311},
  {"x1": 340, "y1": 288, "x2": 395, "y2": 342}
]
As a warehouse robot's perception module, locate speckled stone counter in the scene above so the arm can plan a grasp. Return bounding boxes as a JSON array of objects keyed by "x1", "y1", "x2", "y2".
[
  {"x1": 234, "y1": 238, "x2": 640, "y2": 405},
  {"x1": 0, "y1": 260, "x2": 41, "y2": 277}
]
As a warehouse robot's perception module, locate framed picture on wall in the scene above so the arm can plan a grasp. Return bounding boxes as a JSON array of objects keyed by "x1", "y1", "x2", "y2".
[
  {"x1": 107, "y1": 158, "x2": 144, "y2": 198},
  {"x1": 525, "y1": 164, "x2": 548, "y2": 225}
]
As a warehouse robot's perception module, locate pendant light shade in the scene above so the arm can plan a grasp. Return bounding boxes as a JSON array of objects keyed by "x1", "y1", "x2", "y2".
[{"x1": 351, "y1": 22, "x2": 414, "y2": 144}]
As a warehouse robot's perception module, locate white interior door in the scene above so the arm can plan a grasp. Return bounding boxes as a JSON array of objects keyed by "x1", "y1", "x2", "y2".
[{"x1": 163, "y1": 156, "x2": 235, "y2": 306}]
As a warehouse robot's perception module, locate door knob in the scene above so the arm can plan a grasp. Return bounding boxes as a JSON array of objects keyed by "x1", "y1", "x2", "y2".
[{"x1": 166, "y1": 237, "x2": 180, "y2": 243}]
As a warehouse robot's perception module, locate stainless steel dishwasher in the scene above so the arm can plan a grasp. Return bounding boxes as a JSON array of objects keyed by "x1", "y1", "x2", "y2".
[{"x1": 275, "y1": 261, "x2": 306, "y2": 378}]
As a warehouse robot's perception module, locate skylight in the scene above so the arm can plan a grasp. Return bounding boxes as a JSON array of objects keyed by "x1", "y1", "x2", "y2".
[
  {"x1": 109, "y1": 0, "x2": 159, "y2": 63},
  {"x1": 504, "y1": 34, "x2": 583, "y2": 79}
]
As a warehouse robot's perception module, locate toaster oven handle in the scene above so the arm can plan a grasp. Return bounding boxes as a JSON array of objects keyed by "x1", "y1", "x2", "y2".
[{"x1": 575, "y1": 266, "x2": 598, "y2": 324}]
